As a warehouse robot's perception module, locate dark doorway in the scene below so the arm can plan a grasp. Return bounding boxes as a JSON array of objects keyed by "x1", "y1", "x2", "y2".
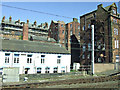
[
  {"x1": 25, "y1": 68, "x2": 30, "y2": 74},
  {"x1": 71, "y1": 34, "x2": 80, "y2": 69}
]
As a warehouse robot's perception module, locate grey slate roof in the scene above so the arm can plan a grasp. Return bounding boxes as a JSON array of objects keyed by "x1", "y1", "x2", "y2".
[
  {"x1": 28, "y1": 35, "x2": 56, "y2": 42},
  {"x1": 1, "y1": 19, "x2": 49, "y2": 30},
  {"x1": 0, "y1": 39, "x2": 69, "y2": 54}
]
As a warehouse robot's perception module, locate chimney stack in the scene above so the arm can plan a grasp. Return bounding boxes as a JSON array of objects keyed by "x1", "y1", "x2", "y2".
[
  {"x1": 23, "y1": 23, "x2": 28, "y2": 40},
  {"x1": 2, "y1": 16, "x2": 5, "y2": 22},
  {"x1": 73, "y1": 18, "x2": 78, "y2": 22},
  {"x1": 18, "y1": 19, "x2": 20, "y2": 23},
  {"x1": 9, "y1": 16, "x2": 12, "y2": 22},
  {"x1": 34, "y1": 21, "x2": 37, "y2": 26},
  {"x1": 97, "y1": 4, "x2": 103, "y2": 8},
  {"x1": 45, "y1": 22, "x2": 48, "y2": 28},
  {"x1": 27, "y1": 19, "x2": 29, "y2": 24}
]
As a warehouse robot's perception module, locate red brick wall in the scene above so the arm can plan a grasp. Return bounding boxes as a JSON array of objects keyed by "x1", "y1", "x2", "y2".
[{"x1": 23, "y1": 23, "x2": 28, "y2": 40}]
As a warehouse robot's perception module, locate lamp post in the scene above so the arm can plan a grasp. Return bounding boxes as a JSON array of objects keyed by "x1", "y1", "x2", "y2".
[{"x1": 91, "y1": 25, "x2": 95, "y2": 75}]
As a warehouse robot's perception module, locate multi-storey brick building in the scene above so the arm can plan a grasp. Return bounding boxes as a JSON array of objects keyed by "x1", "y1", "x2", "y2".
[
  {"x1": 1, "y1": 16, "x2": 55, "y2": 43},
  {"x1": 48, "y1": 20, "x2": 66, "y2": 48},
  {"x1": 80, "y1": 3, "x2": 120, "y2": 65},
  {"x1": 49, "y1": 18, "x2": 80, "y2": 68},
  {"x1": 49, "y1": 18, "x2": 80, "y2": 51}
]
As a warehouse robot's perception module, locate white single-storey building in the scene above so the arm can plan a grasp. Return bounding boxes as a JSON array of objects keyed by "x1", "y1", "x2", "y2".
[{"x1": 0, "y1": 39, "x2": 71, "y2": 74}]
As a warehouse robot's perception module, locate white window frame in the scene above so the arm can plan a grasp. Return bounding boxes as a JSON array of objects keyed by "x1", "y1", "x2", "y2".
[
  {"x1": 5, "y1": 57, "x2": 9, "y2": 63},
  {"x1": 14, "y1": 54, "x2": 19, "y2": 63},
  {"x1": 116, "y1": 55, "x2": 119, "y2": 62},
  {"x1": 5, "y1": 53, "x2": 10, "y2": 63},
  {"x1": 57, "y1": 56, "x2": 61, "y2": 64},
  {"x1": 41, "y1": 55, "x2": 45, "y2": 64},
  {"x1": 115, "y1": 39, "x2": 117, "y2": 48},
  {"x1": 27, "y1": 55, "x2": 32, "y2": 63},
  {"x1": 117, "y1": 40, "x2": 119, "y2": 48},
  {"x1": 37, "y1": 68, "x2": 42, "y2": 73}
]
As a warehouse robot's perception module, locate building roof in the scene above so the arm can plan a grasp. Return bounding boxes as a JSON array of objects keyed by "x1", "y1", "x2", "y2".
[
  {"x1": 28, "y1": 35, "x2": 56, "y2": 42},
  {"x1": 0, "y1": 39, "x2": 70, "y2": 54},
  {"x1": 52, "y1": 20, "x2": 65, "y2": 24},
  {"x1": 80, "y1": 10, "x2": 96, "y2": 18},
  {"x1": 80, "y1": 3, "x2": 119, "y2": 18},
  {"x1": 1, "y1": 19, "x2": 49, "y2": 31}
]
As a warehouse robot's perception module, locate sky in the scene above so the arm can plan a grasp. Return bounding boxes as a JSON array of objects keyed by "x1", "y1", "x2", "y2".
[{"x1": 0, "y1": 1, "x2": 119, "y2": 25}]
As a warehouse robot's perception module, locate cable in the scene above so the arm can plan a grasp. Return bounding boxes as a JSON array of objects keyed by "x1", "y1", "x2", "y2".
[{"x1": 0, "y1": 4, "x2": 74, "y2": 20}]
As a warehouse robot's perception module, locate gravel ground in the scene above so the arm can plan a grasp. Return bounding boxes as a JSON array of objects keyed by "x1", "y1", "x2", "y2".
[
  {"x1": 43, "y1": 80, "x2": 120, "y2": 88},
  {"x1": 2, "y1": 70, "x2": 120, "y2": 89}
]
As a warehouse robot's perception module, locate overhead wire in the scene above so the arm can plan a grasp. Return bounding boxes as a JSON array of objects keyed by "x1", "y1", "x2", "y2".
[
  {"x1": 0, "y1": 4, "x2": 75, "y2": 19},
  {"x1": 0, "y1": 4, "x2": 119, "y2": 56}
]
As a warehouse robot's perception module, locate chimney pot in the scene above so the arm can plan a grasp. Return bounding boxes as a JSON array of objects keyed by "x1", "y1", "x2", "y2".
[
  {"x1": 18, "y1": 19, "x2": 20, "y2": 23},
  {"x1": 2, "y1": 16, "x2": 5, "y2": 22},
  {"x1": 97, "y1": 4, "x2": 103, "y2": 8},
  {"x1": 9, "y1": 16, "x2": 12, "y2": 22},
  {"x1": 34, "y1": 21, "x2": 37, "y2": 25},
  {"x1": 27, "y1": 19, "x2": 29, "y2": 24}
]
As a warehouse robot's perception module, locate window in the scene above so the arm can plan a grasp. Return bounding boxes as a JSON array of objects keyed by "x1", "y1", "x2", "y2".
[
  {"x1": 57, "y1": 56, "x2": 61, "y2": 64},
  {"x1": 112, "y1": 9, "x2": 116, "y2": 15},
  {"x1": 41, "y1": 55, "x2": 45, "y2": 64},
  {"x1": 27, "y1": 54, "x2": 32, "y2": 63},
  {"x1": 115, "y1": 39, "x2": 117, "y2": 48},
  {"x1": 62, "y1": 30, "x2": 64, "y2": 34},
  {"x1": 61, "y1": 24, "x2": 63, "y2": 27},
  {"x1": 114, "y1": 28, "x2": 118, "y2": 35},
  {"x1": 113, "y1": 18, "x2": 117, "y2": 23},
  {"x1": 82, "y1": 26, "x2": 85, "y2": 31},
  {"x1": 82, "y1": 55, "x2": 85, "y2": 59},
  {"x1": 14, "y1": 54, "x2": 19, "y2": 63},
  {"x1": 70, "y1": 30, "x2": 72, "y2": 35},
  {"x1": 87, "y1": 54, "x2": 90, "y2": 59},
  {"x1": 78, "y1": 26, "x2": 80, "y2": 29},
  {"x1": 5, "y1": 53, "x2": 10, "y2": 63},
  {"x1": 115, "y1": 39, "x2": 119, "y2": 49},
  {"x1": 83, "y1": 45, "x2": 86, "y2": 52},
  {"x1": 45, "y1": 67, "x2": 50, "y2": 73},
  {"x1": 78, "y1": 32, "x2": 80, "y2": 36},
  {"x1": 70, "y1": 24, "x2": 72, "y2": 28},
  {"x1": 53, "y1": 67, "x2": 58, "y2": 73},
  {"x1": 0, "y1": 68, "x2": 3, "y2": 75},
  {"x1": 116, "y1": 29, "x2": 118, "y2": 35},
  {"x1": 116, "y1": 55, "x2": 119, "y2": 62},
  {"x1": 37, "y1": 68, "x2": 42, "y2": 73},
  {"x1": 88, "y1": 43, "x2": 91, "y2": 51},
  {"x1": 117, "y1": 40, "x2": 119, "y2": 48},
  {"x1": 88, "y1": 24, "x2": 91, "y2": 28},
  {"x1": 63, "y1": 39, "x2": 64, "y2": 43},
  {"x1": 57, "y1": 59, "x2": 61, "y2": 64},
  {"x1": 93, "y1": 13, "x2": 96, "y2": 18}
]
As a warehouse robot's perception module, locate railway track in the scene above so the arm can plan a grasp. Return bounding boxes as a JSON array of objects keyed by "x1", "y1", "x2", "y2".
[{"x1": 2, "y1": 72, "x2": 120, "y2": 89}]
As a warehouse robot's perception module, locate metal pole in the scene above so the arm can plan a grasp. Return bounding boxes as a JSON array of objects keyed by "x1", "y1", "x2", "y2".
[{"x1": 91, "y1": 25, "x2": 94, "y2": 75}]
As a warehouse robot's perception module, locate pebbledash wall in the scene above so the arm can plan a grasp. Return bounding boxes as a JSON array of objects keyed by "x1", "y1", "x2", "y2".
[{"x1": 0, "y1": 39, "x2": 71, "y2": 74}]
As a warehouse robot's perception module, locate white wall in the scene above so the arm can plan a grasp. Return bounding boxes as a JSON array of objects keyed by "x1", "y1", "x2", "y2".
[
  {"x1": 0, "y1": 51, "x2": 71, "y2": 74},
  {"x1": 73, "y1": 63, "x2": 80, "y2": 71}
]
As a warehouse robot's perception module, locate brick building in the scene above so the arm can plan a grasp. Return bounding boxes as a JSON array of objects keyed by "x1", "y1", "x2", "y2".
[
  {"x1": 49, "y1": 18, "x2": 80, "y2": 51},
  {"x1": 48, "y1": 18, "x2": 80, "y2": 68},
  {"x1": 48, "y1": 20, "x2": 66, "y2": 48},
  {"x1": 80, "y1": 3, "x2": 120, "y2": 65},
  {"x1": 1, "y1": 16, "x2": 55, "y2": 43}
]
